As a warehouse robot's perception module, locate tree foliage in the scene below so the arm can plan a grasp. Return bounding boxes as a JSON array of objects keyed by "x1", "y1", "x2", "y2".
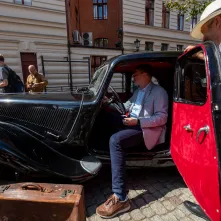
[{"x1": 164, "y1": 0, "x2": 213, "y2": 20}]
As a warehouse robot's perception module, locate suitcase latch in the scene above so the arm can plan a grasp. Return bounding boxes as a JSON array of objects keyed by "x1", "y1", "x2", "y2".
[
  {"x1": 60, "y1": 189, "x2": 75, "y2": 198},
  {"x1": 0, "y1": 185, "x2": 10, "y2": 193}
]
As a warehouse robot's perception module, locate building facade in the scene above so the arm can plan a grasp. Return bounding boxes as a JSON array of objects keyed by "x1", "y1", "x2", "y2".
[
  {"x1": 66, "y1": 0, "x2": 123, "y2": 84},
  {"x1": 0, "y1": 0, "x2": 203, "y2": 90},
  {"x1": 123, "y1": 0, "x2": 200, "y2": 53},
  {"x1": 0, "y1": 0, "x2": 68, "y2": 90},
  {"x1": 66, "y1": 0, "x2": 201, "y2": 84}
]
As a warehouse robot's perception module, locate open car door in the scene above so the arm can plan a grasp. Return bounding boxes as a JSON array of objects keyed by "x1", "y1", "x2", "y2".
[{"x1": 171, "y1": 42, "x2": 221, "y2": 221}]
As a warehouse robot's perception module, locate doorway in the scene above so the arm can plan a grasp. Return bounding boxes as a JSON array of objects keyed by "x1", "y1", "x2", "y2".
[{"x1": 20, "y1": 53, "x2": 38, "y2": 86}]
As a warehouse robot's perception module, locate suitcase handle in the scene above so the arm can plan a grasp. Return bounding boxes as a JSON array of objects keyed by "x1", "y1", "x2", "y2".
[{"x1": 21, "y1": 183, "x2": 52, "y2": 193}]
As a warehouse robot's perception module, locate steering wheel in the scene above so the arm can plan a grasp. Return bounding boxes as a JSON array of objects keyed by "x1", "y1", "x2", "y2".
[{"x1": 108, "y1": 86, "x2": 126, "y2": 115}]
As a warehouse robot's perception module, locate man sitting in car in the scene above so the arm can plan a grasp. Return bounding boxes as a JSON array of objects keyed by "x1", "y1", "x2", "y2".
[{"x1": 96, "y1": 64, "x2": 168, "y2": 218}]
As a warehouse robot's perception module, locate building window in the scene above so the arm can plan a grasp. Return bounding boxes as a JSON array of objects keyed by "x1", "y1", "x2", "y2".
[
  {"x1": 145, "y1": 0, "x2": 154, "y2": 26},
  {"x1": 177, "y1": 45, "x2": 183, "y2": 51},
  {"x1": 145, "y1": 42, "x2": 154, "y2": 51},
  {"x1": 14, "y1": 0, "x2": 32, "y2": 5},
  {"x1": 94, "y1": 38, "x2": 108, "y2": 48},
  {"x1": 91, "y1": 56, "x2": 107, "y2": 75},
  {"x1": 93, "y1": 0, "x2": 108, "y2": 20},
  {"x1": 162, "y1": 3, "x2": 170, "y2": 28},
  {"x1": 177, "y1": 14, "x2": 184, "y2": 31},
  {"x1": 161, "y1": 43, "x2": 168, "y2": 51},
  {"x1": 191, "y1": 16, "x2": 197, "y2": 29}
]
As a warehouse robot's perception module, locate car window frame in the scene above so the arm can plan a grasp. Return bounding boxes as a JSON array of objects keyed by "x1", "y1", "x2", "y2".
[{"x1": 174, "y1": 46, "x2": 208, "y2": 106}]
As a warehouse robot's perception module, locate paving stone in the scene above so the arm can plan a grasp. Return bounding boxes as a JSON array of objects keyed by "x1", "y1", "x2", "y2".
[
  {"x1": 87, "y1": 204, "x2": 97, "y2": 217},
  {"x1": 189, "y1": 214, "x2": 206, "y2": 221},
  {"x1": 180, "y1": 218, "x2": 194, "y2": 221},
  {"x1": 188, "y1": 195, "x2": 197, "y2": 203},
  {"x1": 171, "y1": 188, "x2": 182, "y2": 196},
  {"x1": 159, "y1": 188, "x2": 169, "y2": 195},
  {"x1": 171, "y1": 209, "x2": 186, "y2": 219},
  {"x1": 119, "y1": 213, "x2": 131, "y2": 221},
  {"x1": 164, "y1": 191, "x2": 176, "y2": 197},
  {"x1": 150, "y1": 215, "x2": 164, "y2": 221},
  {"x1": 152, "y1": 183, "x2": 164, "y2": 191},
  {"x1": 89, "y1": 215, "x2": 106, "y2": 221},
  {"x1": 173, "y1": 181, "x2": 186, "y2": 189},
  {"x1": 152, "y1": 191, "x2": 164, "y2": 200},
  {"x1": 135, "y1": 188, "x2": 147, "y2": 195},
  {"x1": 179, "y1": 187, "x2": 189, "y2": 194},
  {"x1": 90, "y1": 216, "x2": 119, "y2": 221},
  {"x1": 165, "y1": 184, "x2": 176, "y2": 191},
  {"x1": 141, "y1": 206, "x2": 156, "y2": 218},
  {"x1": 108, "y1": 217, "x2": 120, "y2": 221},
  {"x1": 130, "y1": 201, "x2": 138, "y2": 211},
  {"x1": 180, "y1": 193, "x2": 191, "y2": 201},
  {"x1": 177, "y1": 204, "x2": 192, "y2": 216},
  {"x1": 128, "y1": 190, "x2": 139, "y2": 199},
  {"x1": 146, "y1": 185, "x2": 157, "y2": 193},
  {"x1": 142, "y1": 193, "x2": 156, "y2": 204},
  {"x1": 85, "y1": 168, "x2": 201, "y2": 221},
  {"x1": 150, "y1": 201, "x2": 167, "y2": 215},
  {"x1": 158, "y1": 196, "x2": 166, "y2": 202},
  {"x1": 161, "y1": 213, "x2": 178, "y2": 221},
  {"x1": 130, "y1": 209, "x2": 146, "y2": 221},
  {"x1": 168, "y1": 195, "x2": 183, "y2": 207},
  {"x1": 133, "y1": 197, "x2": 147, "y2": 208},
  {"x1": 162, "y1": 200, "x2": 175, "y2": 211}
]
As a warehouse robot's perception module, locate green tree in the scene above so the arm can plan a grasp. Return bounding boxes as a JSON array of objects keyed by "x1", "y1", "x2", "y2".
[{"x1": 164, "y1": 0, "x2": 213, "y2": 20}]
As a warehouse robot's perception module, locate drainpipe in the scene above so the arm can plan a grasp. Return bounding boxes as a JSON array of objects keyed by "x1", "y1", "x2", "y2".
[
  {"x1": 68, "y1": 42, "x2": 73, "y2": 91},
  {"x1": 65, "y1": 0, "x2": 73, "y2": 91},
  {"x1": 120, "y1": 0, "x2": 124, "y2": 55}
]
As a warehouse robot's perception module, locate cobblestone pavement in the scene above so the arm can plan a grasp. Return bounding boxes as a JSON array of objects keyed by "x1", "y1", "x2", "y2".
[{"x1": 84, "y1": 166, "x2": 205, "y2": 221}]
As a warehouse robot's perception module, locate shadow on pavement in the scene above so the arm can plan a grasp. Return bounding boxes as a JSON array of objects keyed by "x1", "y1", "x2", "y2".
[{"x1": 84, "y1": 165, "x2": 187, "y2": 218}]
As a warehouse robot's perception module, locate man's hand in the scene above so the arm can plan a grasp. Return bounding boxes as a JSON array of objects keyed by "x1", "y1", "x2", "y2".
[
  {"x1": 123, "y1": 118, "x2": 138, "y2": 126},
  {"x1": 184, "y1": 45, "x2": 205, "y2": 60},
  {"x1": 32, "y1": 83, "x2": 40, "y2": 88},
  {"x1": 184, "y1": 45, "x2": 195, "y2": 53},
  {"x1": 27, "y1": 84, "x2": 33, "y2": 89}
]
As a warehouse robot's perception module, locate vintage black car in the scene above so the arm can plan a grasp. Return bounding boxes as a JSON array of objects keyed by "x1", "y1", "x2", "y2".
[
  {"x1": 1, "y1": 42, "x2": 221, "y2": 220},
  {"x1": 0, "y1": 50, "x2": 182, "y2": 180}
]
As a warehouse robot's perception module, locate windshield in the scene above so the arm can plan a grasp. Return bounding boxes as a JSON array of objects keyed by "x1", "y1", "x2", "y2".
[{"x1": 89, "y1": 65, "x2": 108, "y2": 95}]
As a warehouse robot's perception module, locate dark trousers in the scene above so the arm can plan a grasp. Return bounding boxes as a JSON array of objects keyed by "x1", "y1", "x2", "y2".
[{"x1": 109, "y1": 113, "x2": 144, "y2": 200}]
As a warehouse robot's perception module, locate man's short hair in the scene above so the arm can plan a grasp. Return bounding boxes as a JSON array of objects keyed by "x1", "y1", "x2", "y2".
[
  {"x1": 136, "y1": 64, "x2": 152, "y2": 77},
  {"x1": 0, "y1": 54, "x2": 4, "y2": 62}
]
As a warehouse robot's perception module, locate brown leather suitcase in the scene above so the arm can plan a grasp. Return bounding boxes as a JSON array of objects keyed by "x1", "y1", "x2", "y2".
[{"x1": 0, "y1": 182, "x2": 86, "y2": 221}]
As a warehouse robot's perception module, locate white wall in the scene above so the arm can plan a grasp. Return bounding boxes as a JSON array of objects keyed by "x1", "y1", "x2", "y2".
[
  {"x1": 0, "y1": 0, "x2": 68, "y2": 88},
  {"x1": 123, "y1": 0, "x2": 201, "y2": 54}
]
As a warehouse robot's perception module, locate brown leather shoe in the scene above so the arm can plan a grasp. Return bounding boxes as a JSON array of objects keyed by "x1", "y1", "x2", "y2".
[{"x1": 96, "y1": 194, "x2": 131, "y2": 218}]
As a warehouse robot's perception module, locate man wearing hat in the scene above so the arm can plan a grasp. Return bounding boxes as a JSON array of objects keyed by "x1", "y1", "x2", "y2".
[
  {"x1": 185, "y1": 0, "x2": 221, "y2": 54},
  {"x1": 184, "y1": 1, "x2": 221, "y2": 220},
  {"x1": 96, "y1": 64, "x2": 168, "y2": 218}
]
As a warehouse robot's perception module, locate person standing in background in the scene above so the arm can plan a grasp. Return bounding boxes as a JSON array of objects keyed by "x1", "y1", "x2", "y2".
[
  {"x1": 26, "y1": 65, "x2": 48, "y2": 93},
  {"x1": 0, "y1": 54, "x2": 9, "y2": 93}
]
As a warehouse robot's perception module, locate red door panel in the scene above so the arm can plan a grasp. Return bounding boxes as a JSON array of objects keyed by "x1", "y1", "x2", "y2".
[{"x1": 171, "y1": 45, "x2": 221, "y2": 221}]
